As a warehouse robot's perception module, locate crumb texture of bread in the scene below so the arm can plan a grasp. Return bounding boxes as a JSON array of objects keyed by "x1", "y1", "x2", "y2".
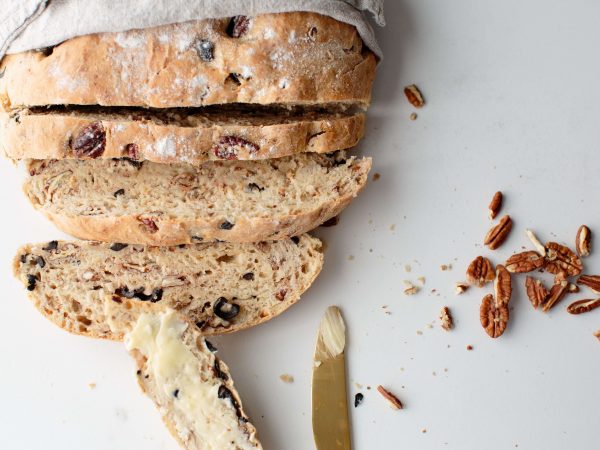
[
  {"x1": 0, "y1": 13, "x2": 376, "y2": 110},
  {"x1": 13, "y1": 236, "x2": 323, "y2": 339},
  {"x1": 0, "y1": 108, "x2": 365, "y2": 163},
  {"x1": 123, "y1": 307, "x2": 262, "y2": 449},
  {"x1": 24, "y1": 152, "x2": 371, "y2": 245}
]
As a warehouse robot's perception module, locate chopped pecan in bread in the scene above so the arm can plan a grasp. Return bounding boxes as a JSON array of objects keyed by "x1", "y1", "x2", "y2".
[
  {"x1": 13, "y1": 236, "x2": 323, "y2": 339},
  {"x1": 24, "y1": 152, "x2": 371, "y2": 245}
]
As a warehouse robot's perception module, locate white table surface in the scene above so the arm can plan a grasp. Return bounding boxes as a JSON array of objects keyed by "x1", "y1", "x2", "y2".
[{"x1": 2, "y1": 1, "x2": 600, "y2": 449}]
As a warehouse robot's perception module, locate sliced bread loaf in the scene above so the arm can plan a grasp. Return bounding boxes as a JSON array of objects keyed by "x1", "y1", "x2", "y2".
[
  {"x1": 105, "y1": 300, "x2": 262, "y2": 449},
  {"x1": 24, "y1": 152, "x2": 371, "y2": 245},
  {"x1": 1, "y1": 107, "x2": 364, "y2": 163},
  {"x1": 13, "y1": 236, "x2": 323, "y2": 339},
  {"x1": 0, "y1": 13, "x2": 376, "y2": 110}
]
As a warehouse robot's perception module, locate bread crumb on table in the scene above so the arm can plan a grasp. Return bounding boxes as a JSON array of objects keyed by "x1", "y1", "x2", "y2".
[
  {"x1": 279, "y1": 374, "x2": 294, "y2": 383},
  {"x1": 373, "y1": 173, "x2": 381, "y2": 181},
  {"x1": 88, "y1": 383, "x2": 96, "y2": 389}
]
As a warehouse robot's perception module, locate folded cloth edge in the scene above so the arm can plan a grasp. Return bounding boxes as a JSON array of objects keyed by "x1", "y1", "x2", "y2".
[{"x1": 1, "y1": 0, "x2": 384, "y2": 60}]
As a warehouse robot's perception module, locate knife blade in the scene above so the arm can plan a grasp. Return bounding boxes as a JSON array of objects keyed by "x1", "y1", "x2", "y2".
[{"x1": 312, "y1": 306, "x2": 351, "y2": 450}]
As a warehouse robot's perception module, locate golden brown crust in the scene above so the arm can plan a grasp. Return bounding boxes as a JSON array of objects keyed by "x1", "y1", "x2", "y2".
[
  {"x1": 0, "y1": 110, "x2": 365, "y2": 163},
  {"x1": 40, "y1": 158, "x2": 370, "y2": 244},
  {"x1": 0, "y1": 13, "x2": 376, "y2": 110}
]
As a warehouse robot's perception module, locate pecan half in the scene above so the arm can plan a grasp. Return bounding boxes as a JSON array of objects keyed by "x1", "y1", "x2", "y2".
[
  {"x1": 525, "y1": 276, "x2": 548, "y2": 309},
  {"x1": 377, "y1": 385, "x2": 403, "y2": 410},
  {"x1": 488, "y1": 191, "x2": 502, "y2": 219},
  {"x1": 505, "y1": 251, "x2": 545, "y2": 273},
  {"x1": 494, "y1": 265, "x2": 512, "y2": 305},
  {"x1": 439, "y1": 306, "x2": 453, "y2": 330},
  {"x1": 480, "y1": 293, "x2": 509, "y2": 338},
  {"x1": 484, "y1": 215, "x2": 512, "y2": 250},
  {"x1": 577, "y1": 274, "x2": 600, "y2": 293},
  {"x1": 403, "y1": 84, "x2": 424, "y2": 108},
  {"x1": 566, "y1": 298, "x2": 600, "y2": 315},
  {"x1": 545, "y1": 242, "x2": 583, "y2": 277},
  {"x1": 466, "y1": 256, "x2": 495, "y2": 287},
  {"x1": 542, "y1": 280, "x2": 569, "y2": 312},
  {"x1": 576, "y1": 225, "x2": 592, "y2": 257},
  {"x1": 526, "y1": 229, "x2": 546, "y2": 256}
]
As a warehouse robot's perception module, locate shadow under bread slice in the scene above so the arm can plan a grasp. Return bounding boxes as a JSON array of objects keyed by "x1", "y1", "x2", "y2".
[
  {"x1": 13, "y1": 236, "x2": 323, "y2": 340},
  {"x1": 1, "y1": 106, "x2": 364, "y2": 164},
  {"x1": 23, "y1": 151, "x2": 371, "y2": 245},
  {"x1": 105, "y1": 298, "x2": 262, "y2": 450}
]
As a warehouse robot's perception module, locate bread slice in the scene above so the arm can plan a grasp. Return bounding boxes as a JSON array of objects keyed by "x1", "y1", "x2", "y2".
[
  {"x1": 1, "y1": 107, "x2": 364, "y2": 163},
  {"x1": 0, "y1": 12, "x2": 376, "y2": 110},
  {"x1": 104, "y1": 299, "x2": 262, "y2": 449},
  {"x1": 24, "y1": 152, "x2": 371, "y2": 245},
  {"x1": 13, "y1": 236, "x2": 323, "y2": 339}
]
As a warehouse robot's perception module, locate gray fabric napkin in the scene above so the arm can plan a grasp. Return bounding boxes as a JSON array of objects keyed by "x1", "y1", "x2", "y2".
[{"x1": 0, "y1": 0, "x2": 384, "y2": 60}]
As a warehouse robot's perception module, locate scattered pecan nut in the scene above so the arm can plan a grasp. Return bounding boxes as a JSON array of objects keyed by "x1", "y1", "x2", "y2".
[
  {"x1": 439, "y1": 306, "x2": 453, "y2": 331},
  {"x1": 526, "y1": 229, "x2": 546, "y2": 256},
  {"x1": 575, "y1": 225, "x2": 592, "y2": 257},
  {"x1": 488, "y1": 191, "x2": 502, "y2": 219},
  {"x1": 480, "y1": 293, "x2": 509, "y2": 338},
  {"x1": 566, "y1": 298, "x2": 600, "y2": 315},
  {"x1": 377, "y1": 385, "x2": 403, "y2": 410},
  {"x1": 525, "y1": 276, "x2": 549, "y2": 309},
  {"x1": 466, "y1": 256, "x2": 495, "y2": 287},
  {"x1": 403, "y1": 84, "x2": 424, "y2": 108},
  {"x1": 545, "y1": 242, "x2": 583, "y2": 277},
  {"x1": 594, "y1": 330, "x2": 600, "y2": 342},
  {"x1": 494, "y1": 265, "x2": 512, "y2": 305},
  {"x1": 72, "y1": 122, "x2": 106, "y2": 158},
  {"x1": 542, "y1": 280, "x2": 569, "y2": 312},
  {"x1": 484, "y1": 215, "x2": 512, "y2": 250},
  {"x1": 455, "y1": 282, "x2": 469, "y2": 295},
  {"x1": 505, "y1": 251, "x2": 545, "y2": 273},
  {"x1": 577, "y1": 274, "x2": 600, "y2": 293}
]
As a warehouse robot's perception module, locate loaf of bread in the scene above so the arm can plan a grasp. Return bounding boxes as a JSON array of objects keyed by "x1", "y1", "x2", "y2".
[
  {"x1": 1, "y1": 107, "x2": 364, "y2": 164},
  {"x1": 24, "y1": 152, "x2": 371, "y2": 245},
  {"x1": 13, "y1": 236, "x2": 323, "y2": 339},
  {"x1": 105, "y1": 299, "x2": 262, "y2": 449},
  {"x1": 0, "y1": 13, "x2": 376, "y2": 110}
]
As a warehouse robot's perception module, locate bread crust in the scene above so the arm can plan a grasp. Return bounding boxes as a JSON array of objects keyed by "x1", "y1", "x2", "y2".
[
  {"x1": 0, "y1": 110, "x2": 364, "y2": 163},
  {"x1": 0, "y1": 12, "x2": 376, "y2": 109}
]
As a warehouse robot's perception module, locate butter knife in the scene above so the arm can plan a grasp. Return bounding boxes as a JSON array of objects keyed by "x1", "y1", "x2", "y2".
[{"x1": 312, "y1": 306, "x2": 351, "y2": 450}]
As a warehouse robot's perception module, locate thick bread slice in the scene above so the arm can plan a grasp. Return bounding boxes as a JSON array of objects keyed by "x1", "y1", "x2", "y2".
[
  {"x1": 0, "y1": 12, "x2": 376, "y2": 110},
  {"x1": 1, "y1": 108, "x2": 364, "y2": 163},
  {"x1": 24, "y1": 152, "x2": 371, "y2": 245},
  {"x1": 13, "y1": 236, "x2": 323, "y2": 339},
  {"x1": 105, "y1": 300, "x2": 262, "y2": 449}
]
